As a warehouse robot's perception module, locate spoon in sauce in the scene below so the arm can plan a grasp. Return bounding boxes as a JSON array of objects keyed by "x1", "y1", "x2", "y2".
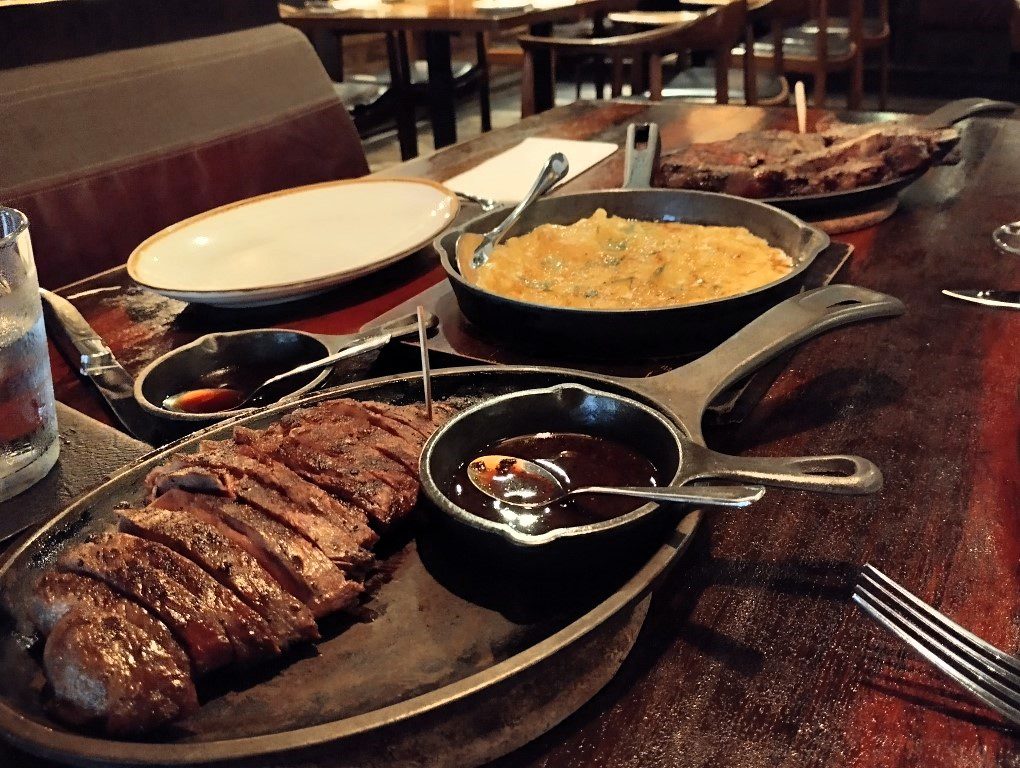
[
  {"x1": 454, "y1": 152, "x2": 569, "y2": 277},
  {"x1": 162, "y1": 328, "x2": 417, "y2": 414},
  {"x1": 467, "y1": 455, "x2": 765, "y2": 509}
]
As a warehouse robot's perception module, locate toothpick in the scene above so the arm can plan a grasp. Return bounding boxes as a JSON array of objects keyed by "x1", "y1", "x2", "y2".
[
  {"x1": 416, "y1": 305, "x2": 433, "y2": 421},
  {"x1": 795, "y1": 81, "x2": 807, "y2": 134}
]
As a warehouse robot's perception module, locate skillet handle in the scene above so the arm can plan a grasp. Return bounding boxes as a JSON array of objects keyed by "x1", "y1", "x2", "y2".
[
  {"x1": 643, "y1": 285, "x2": 904, "y2": 443},
  {"x1": 679, "y1": 444, "x2": 884, "y2": 495},
  {"x1": 623, "y1": 123, "x2": 660, "y2": 189},
  {"x1": 915, "y1": 98, "x2": 1015, "y2": 129}
]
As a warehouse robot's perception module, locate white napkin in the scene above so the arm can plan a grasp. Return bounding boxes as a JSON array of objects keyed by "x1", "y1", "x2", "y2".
[{"x1": 444, "y1": 137, "x2": 618, "y2": 204}]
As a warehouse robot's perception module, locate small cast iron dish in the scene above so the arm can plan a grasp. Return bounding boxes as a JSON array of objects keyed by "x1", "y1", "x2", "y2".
[
  {"x1": 420, "y1": 283, "x2": 902, "y2": 562},
  {"x1": 135, "y1": 313, "x2": 433, "y2": 422}
]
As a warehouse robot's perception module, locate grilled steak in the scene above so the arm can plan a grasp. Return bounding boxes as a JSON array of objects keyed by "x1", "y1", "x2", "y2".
[
  {"x1": 30, "y1": 396, "x2": 463, "y2": 737},
  {"x1": 119, "y1": 507, "x2": 319, "y2": 646},
  {"x1": 148, "y1": 440, "x2": 377, "y2": 552},
  {"x1": 281, "y1": 400, "x2": 423, "y2": 476},
  {"x1": 44, "y1": 599, "x2": 198, "y2": 736},
  {"x1": 234, "y1": 425, "x2": 402, "y2": 525},
  {"x1": 151, "y1": 489, "x2": 362, "y2": 618},
  {"x1": 146, "y1": 445, "x2": 373, "y2": 568},
  {"x1": 59, "y1": 533, "x2": 279, "y2": 672},
  {"x1": 657, "y1": 122, "x2": 960, "y2": 198}
]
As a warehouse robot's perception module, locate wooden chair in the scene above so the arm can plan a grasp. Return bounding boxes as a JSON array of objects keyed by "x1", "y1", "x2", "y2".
[
  {"x1": 518, "y1": 5, "x2": 738, "y2": 115},
  {"x1": 607, "y1": 1, "x2": 789, "y2": 106},
  {"x1": 799, "y1": 0, "x2": 889, "y2": 108},
  {"x1": 732, "y1": 0, "x2": 865, "y2": 109}
]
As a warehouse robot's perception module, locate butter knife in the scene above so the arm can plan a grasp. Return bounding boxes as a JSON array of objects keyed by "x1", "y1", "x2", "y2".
[
  {"x1": 40, "y1": 289, "x2": 176, "y2": 446},
  {"x1": 942, "y1": 289, "x2": 1020, "y2": 310}
]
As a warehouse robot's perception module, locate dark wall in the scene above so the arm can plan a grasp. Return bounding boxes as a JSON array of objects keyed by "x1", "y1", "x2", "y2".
[{"x1": 0, "y1": 0, "x2": 280, "y2": 69}]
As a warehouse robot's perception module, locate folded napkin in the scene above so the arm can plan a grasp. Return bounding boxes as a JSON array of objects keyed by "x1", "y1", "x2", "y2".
[{"x1": 444, "y1": 137, "x2": 618, "y2": 204}]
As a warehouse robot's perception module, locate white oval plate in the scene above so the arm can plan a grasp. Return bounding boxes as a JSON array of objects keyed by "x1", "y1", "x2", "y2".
[{"x1": 127, "y1": 178, "x2": 459, "y2": 308}]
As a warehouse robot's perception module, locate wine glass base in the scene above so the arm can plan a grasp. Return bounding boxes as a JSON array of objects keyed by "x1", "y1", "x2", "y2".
[{"x1": 993, "y1": 222, "x2": 1020, "y2": 255}]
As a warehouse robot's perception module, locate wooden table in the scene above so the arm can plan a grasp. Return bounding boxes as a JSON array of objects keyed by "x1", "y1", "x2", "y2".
[
  {"x1": 14, "y1": 100, "x2": 1020, "y2": 766},
  {"x1": 280, "y1": 0, "x2": 625, "y2": 154}
]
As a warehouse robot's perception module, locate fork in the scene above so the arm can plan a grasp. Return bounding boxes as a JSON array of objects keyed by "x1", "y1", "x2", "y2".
[{"x1": 853, "y1": 563, "x2": 1020, "y2": 727}]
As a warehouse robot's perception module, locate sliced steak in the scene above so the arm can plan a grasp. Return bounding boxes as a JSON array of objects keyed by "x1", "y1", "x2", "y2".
[
  {"x1": 272, "y1": 419, "x2": 419, "y2": 525},
  {"x1": 119, "y1": 507, "x2": 319, "y2": 647},
  {"x1": 59, "y1": 533, "x2": 279, "y2": 672},
  {"x1": 45, "y1": 598, "x2": 198, "y2": 736},
  {"x1": 149, "y1": 441, "x2": 377, "y2": 551},
  {"x1": 280, "y1": 400, "x2": 423, "y2": 475},
  {"x1": 146, "y1": 448, "x2": 373, "y2": 568},
  {"x1": 234, "y1": 425, "x2": 400, "y2": 525},
  {"x1": 152, "y1": 489, "x2": 362, "y2": 618}
]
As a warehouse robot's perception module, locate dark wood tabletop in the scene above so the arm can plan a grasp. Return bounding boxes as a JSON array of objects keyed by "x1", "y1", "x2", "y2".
[
  {"x1": 26, "y1": 100, "x2": 1020, "y2": 766},
  {"x1": 278, "y1": 0, "x2": 619, "y2": 34}
]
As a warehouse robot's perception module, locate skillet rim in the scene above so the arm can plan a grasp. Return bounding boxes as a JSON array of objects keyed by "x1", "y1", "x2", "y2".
[
  {"x1": 0, "y1": 365, "x2": 699, "y2": 767},
  {"x1": 436, "y1": 188, "x2": 830, "y2": 315}
]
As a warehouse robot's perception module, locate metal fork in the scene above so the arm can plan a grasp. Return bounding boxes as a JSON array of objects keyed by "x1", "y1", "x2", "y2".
[{"x1": 853, "y1": 563, "x2": 1020, "y2": 727}]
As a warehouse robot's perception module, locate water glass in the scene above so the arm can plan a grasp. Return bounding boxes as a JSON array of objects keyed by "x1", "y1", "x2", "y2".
[{"x1": 0, "y1": 207, "x2": 59, "y2": 502}]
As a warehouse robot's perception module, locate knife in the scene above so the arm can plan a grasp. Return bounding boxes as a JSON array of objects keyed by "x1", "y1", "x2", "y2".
[
  {"x1": 942, "y1": 289, "x2": 1020, "y2": 310},
  {"x1": 40, "y1": 289, "x2": 175, "y2": 446}
]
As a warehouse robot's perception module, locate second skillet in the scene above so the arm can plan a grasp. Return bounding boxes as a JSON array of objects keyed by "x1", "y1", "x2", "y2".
[{"x1": 434, "y1": 124, "x2": 830, "y2": 356}]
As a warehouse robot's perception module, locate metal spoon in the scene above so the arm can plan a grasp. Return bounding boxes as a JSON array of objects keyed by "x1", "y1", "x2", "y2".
[
  {"x1": 467, "y1": 454, "x2": 765, "y2": 509},
  {"x1": 454, "y1": 152, "x2": 569, "y2": 274}
]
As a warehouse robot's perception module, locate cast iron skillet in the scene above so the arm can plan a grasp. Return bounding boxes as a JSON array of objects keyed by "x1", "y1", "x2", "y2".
[
  {"x1": 0, "y1": 285, "x2": 899, "y2": 765},
  {"x1": 746, "y1": 98, "x2": 1016, "y2": 217},
  {"x1": 421, "y1": 283, "x2": 902, "y2": 557},
  {"x1": 434, "y1": 123, "x2": 831, "y2": 355}
]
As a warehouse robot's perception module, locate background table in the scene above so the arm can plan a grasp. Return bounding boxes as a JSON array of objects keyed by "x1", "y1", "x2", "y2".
[
  {"x1": 280, "y1": 0, "x2": 625, "y2": 152},
  {"x1": 11, "y1": 101, "x2": 1020, "y2": 766}
]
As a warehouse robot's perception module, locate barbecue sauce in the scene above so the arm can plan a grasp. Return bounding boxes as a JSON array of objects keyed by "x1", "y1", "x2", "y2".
[
  {"x1": 163, "y1": 362, "x2": 319, "y2": 414},
  {"x1": 448, "y1": 432, "x2": 660, "y2": 535}
]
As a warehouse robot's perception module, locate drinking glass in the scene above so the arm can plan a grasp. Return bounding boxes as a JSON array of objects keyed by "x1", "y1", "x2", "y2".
[{"x1": 0, "y1": 207, "x2": 59, "y2": 502}]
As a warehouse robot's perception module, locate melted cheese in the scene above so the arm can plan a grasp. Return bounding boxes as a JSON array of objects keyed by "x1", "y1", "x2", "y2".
[{"x1": 473, "y1": 209, "x2": 793, "y2": 309}]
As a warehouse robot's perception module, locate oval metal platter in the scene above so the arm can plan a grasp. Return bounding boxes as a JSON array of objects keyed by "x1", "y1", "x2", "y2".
[{"x1": 0, "y1": 366, "x2": 700, "y2": 768}]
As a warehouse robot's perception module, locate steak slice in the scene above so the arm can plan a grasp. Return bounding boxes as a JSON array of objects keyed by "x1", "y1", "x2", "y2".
[
  {"x1": 146, "y1": 447, "x2": 373, "y2": 568},
  {"x1": 29, "y1": 571, "x2": 124, "y2": 636},
  {"x1": 280, "y1": 400, "x2": 423, "y2": 475},
  {"x1": 234, "y1": 425, "x2": 400, "y2": 525},
  {"x1": 152, "y1": 489, "x2": 362, "y2": 618},
  {"x1": 149, "y1": 441, "x2": 377, "y2": 552},
  {"x1": 59, "y1": 533, "x2": 279, "y2": 672},
  {"x1": 266, "y1": 416, "x2": 419, "y2": 525},
  {"x1": 119, "y1": 507, "x2": 319, "y2": 647},
  {"x1": 44, "y1": 599, "x2": 198, "y2": 736}
]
